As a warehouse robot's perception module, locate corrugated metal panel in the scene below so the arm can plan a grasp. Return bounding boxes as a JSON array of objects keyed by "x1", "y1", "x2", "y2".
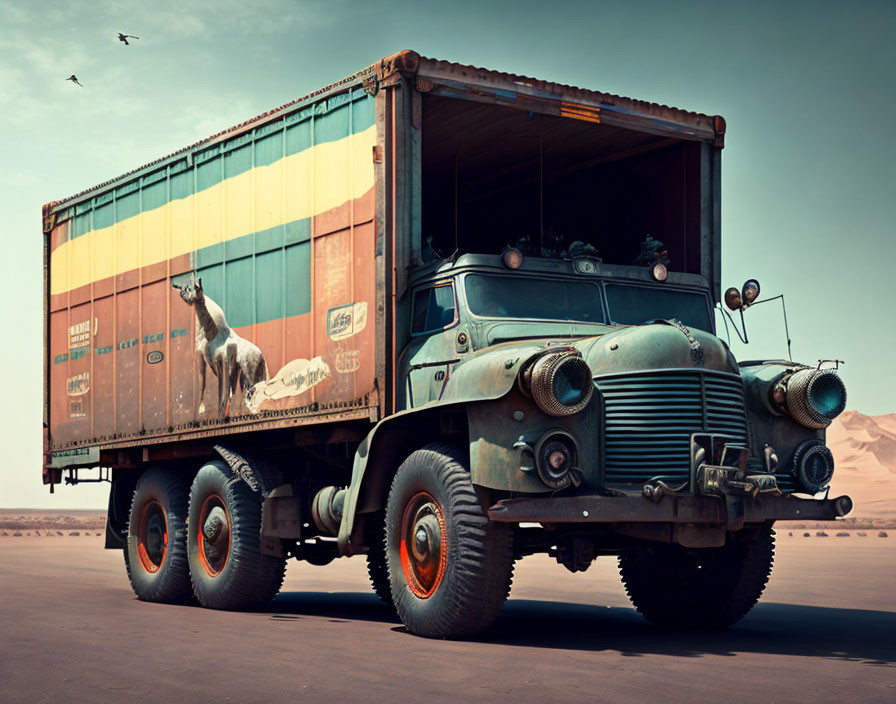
[
  {"x1": 47, "y1": 90, "x2": 379, "y2": 450},
  {"x1": 416, "y1": 55, "x2": 723, "y2": 143}
]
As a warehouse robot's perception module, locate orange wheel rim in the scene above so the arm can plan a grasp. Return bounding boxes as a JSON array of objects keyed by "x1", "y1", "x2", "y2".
[
  {"x1": 137, "y1": 499, "x2": 168, "y2": 573},
  {"x1": 197, "y1": 493, "x2": 231, "y2": 577},
  {"x1": 399, "y1": 491, "x2": 447, "y2": 599}
]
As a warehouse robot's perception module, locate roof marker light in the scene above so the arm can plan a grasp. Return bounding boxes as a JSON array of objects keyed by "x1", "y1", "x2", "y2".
[{"x1": 502, "y1": 248, "x2": 524, "y2": 269}]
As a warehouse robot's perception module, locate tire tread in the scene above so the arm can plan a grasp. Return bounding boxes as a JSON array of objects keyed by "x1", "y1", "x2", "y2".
[
  {"x1": 387, "y1": 443, "x2": 515, "y2": 638},
  {"x1": 619, "y1": 524, "x2": 775, "y2": 629}
]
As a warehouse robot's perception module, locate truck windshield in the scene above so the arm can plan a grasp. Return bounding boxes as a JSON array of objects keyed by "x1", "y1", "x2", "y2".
[
  {"x1": 604, "y1": 283, "x2": 713, "y2": 332},
  {"x1": 465, "y1": 274, "x2": 605, "y2": 323}
]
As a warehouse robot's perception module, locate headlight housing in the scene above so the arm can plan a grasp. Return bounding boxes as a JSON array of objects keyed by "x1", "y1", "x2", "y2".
[
  {"x1": 792, "y1": 439, "x2": 835, "y2": 493},
  {"x1": 520, "y1": 349, "x2": 594, "y2": 416},
  {"x1": 782, "y1": 368, "x2": 847, "y2": 429}
]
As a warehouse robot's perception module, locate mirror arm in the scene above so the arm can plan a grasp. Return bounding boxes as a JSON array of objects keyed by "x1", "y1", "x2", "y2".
[
  {"x1": 717, "y1": 304, "x2": 748, "y2": 344},
  {"x1": 748, "y1": 294, "x2": 792, "y2": 362}
]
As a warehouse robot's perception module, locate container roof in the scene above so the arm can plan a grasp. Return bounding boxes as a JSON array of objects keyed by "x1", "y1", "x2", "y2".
[{"x1": 46, "y1": 50, "x2": 724, "y2": 216}]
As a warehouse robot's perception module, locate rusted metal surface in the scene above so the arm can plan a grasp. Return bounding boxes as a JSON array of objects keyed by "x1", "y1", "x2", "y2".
[
  {"x1": 489, "y1": 494, "x2": 727, "y2": 524},
  {"x1": 44, "y1": 49, "x2": 724, "y2": 225},
  {"x1": 414, "y1": 54, "x2": 724, "y2": 143},
  {"x1": 488, "y1": 493, "x2": 852, "y2": 524},
  {"x1": 46, "y1": 83, "x2": 380, "y2": 460}
]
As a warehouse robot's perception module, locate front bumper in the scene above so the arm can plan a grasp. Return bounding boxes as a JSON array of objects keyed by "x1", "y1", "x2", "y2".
[{"x1": 488, "y1": 492, "x2": 853, "y2": 525}]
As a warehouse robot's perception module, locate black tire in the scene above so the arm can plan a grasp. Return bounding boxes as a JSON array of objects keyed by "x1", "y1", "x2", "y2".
[
  {"x1": 385, "y1": 443, "x2": 514, "y2": 638},
  {"x1": 619, "y1": 523, "x2": 776, "y2": 629},
  {"x1": 365, "y1": 512, "x2": 394, "y2": 609},
  {"x1": 187, "y1": 461, "x2": 286, "y2": 610},
  {"x1": 124, "y1": 467, "x2": 192, "y2": 603}
]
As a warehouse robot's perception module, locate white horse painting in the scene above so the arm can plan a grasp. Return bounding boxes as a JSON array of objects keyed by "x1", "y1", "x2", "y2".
[{"x1": 173, "y1": 276, "x2": 268, "y2": 417}]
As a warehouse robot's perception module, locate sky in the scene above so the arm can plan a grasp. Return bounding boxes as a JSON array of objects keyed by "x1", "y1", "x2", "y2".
[{"x1": 1, "y1": 0, "x2": 893, "y2": 507}]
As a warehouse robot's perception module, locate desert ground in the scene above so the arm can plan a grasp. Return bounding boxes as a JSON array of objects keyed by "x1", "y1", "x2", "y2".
[
  {"x1": 2, "y1": 410, "x2": 894, "y2": 703},
  {"x1": 0, "y1": 531, "x2": 894, "y2": 704}
]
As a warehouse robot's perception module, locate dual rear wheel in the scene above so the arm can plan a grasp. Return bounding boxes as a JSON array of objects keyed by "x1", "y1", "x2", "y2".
[{"x1": 124, "y1": 462, "x2": 285, "y2": 609}]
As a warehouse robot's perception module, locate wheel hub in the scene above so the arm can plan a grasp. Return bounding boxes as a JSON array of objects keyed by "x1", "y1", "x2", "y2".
[
  {"x1": 399, "y1": 492, "x2": 447, "y2": 599},
  {"x1": 137, "y1": 499, "x2": 168, "y2": 573},
  {"x1": 198, "y1": 495, "x2": 231, "y2": 576}
]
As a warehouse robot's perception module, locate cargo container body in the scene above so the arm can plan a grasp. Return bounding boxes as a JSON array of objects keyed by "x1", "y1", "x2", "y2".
[
  {"x1": 46, "y1": 85, "x2": 380, "y2": 451},
  {"x1": 43, "y1": 51, "x2": 852, "y2": 639}
]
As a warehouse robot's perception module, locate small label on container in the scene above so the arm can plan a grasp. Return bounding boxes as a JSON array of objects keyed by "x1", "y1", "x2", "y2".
[
  {"x1": 66, "y1": 372, "x2": 89, "y2": 396},
  {"x1": 327, "y1": 302, "x2": 367, "y2": 341}
]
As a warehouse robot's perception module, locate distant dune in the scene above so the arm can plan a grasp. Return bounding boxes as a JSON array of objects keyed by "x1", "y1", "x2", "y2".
[
  {"x1": 828, "y1": 410, "x2": 896, "y2": 519},
  {"x1": 0, "y1": 509, "x2": 106, "y2": 532}
]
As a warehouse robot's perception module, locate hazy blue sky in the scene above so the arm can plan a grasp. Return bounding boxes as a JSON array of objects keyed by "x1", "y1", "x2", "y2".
[{"x1": 1, "y1": 0, "x2": 893, "y2": 507}]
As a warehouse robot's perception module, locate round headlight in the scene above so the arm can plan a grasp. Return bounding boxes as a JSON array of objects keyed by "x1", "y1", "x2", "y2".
[
  {"x1": 649, "y1": 261, "x2": 668, "y2": 282},
  {"x1": 784, "y1": 368, "x2": 847, "y2": 428},
  {"x1": 792, "y1": 439, "x2": 835, "y2": 494},
  {"x1": 526, "y1": 351, "x2": 594, "y2": 416},
  {"x1": 534, "y1": 433, "x2": 577, "y2": 490}
]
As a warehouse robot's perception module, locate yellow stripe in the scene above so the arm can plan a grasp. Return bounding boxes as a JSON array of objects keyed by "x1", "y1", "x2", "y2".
[{"x1": 51, "y1": 124, "x2": 377, "y2": 296}]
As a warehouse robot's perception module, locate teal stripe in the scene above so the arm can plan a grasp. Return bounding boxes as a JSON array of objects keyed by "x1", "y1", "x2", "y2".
[
  {"x1": 64, "y1": 91, "x2": 374, "y2": 239},
  {"x1": 171, "y1": 215, "x2": 313, "y2": 329}
]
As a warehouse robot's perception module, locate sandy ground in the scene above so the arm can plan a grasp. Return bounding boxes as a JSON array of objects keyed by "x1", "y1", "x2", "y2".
[{"x1": 0, "y1": 533, "x2": 893, "y2": 704}]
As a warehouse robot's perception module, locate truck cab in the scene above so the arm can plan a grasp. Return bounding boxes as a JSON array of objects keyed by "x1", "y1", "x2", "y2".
[{"x1": 400, "y1": 252, "x2": 716, "y2": 410}]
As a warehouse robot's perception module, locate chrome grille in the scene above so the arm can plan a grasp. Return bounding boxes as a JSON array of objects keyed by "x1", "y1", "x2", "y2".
[{"x1": 596, "y1": 370, "x2": 751, "y2": 484}]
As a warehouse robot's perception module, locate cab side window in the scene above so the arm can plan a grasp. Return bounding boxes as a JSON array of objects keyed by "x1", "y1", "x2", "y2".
[{"x1": 412, "y1": 283, "x2": 456, "y2": 335}]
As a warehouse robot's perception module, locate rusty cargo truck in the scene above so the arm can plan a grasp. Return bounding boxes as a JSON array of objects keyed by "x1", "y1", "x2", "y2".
[{"x1": 44, "y1": 51, "x2": 852, "y2": 638}]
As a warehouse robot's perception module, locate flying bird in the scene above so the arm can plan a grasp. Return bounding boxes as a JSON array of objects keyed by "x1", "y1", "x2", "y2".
[
  {"x1": 66, "y1": 75, "x2": 83, "y2": 87},
  {"x1": 118, "y1": 33, "x2": 139, "y2": 45}
]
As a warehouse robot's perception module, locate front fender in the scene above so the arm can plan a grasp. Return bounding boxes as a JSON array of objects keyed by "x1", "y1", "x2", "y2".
[
  {"x1": 438, "y1": 342, "x2": 545, "y2": 403},
  {"x1": 337, "y1": 345, "x2": 545, "y2": 555}
]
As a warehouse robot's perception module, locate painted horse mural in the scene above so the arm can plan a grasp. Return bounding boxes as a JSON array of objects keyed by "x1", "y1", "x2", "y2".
[{"x1": 173, "y1": 276, "x2": 268, "y2": 416}]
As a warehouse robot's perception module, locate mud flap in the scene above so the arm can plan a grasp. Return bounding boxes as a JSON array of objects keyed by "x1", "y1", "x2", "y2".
[{"x1": 213, "y1": 443, "x2": 299, "y2": 556}]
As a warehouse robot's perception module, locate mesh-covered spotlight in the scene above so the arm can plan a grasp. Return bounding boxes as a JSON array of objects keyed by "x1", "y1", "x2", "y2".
[
  {"x1": 521, "y1": 349, "x2": 594, "y2": 417},
  {"x1": 784, "y1": 368, "x2": 847, "y2": 429}
]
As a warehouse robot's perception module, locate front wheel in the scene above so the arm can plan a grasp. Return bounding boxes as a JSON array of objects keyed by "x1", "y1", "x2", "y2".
[
  {"x1": 385, "y1": 444, "x2": 514, "y2": 638},
  {"x1": 619, "y1": 523, "x2": 775, "y2": 629},
  {"x1": 187, "y1": 461, "x2": 286, "y2": 610}
]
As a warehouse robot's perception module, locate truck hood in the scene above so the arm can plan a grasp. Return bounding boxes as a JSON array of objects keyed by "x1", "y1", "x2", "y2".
[{"x1": 439, "y1": 322, "x2": 738, "y2": 406}]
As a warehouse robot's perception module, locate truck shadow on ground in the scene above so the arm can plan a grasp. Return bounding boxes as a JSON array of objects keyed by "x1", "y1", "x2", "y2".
[{"x1": 269, "y1": 592, "x2": 896, "y2": 666}]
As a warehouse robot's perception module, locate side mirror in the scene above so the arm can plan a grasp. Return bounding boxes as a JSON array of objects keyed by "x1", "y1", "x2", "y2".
[
  {"x1": 742, "y1": 279, "x2": 761, "y2": 306},
  {"x1": 725, "y1": 279, "x2": 761, "y2": 310},
  {"x1": 724, "y1": 287, "x2": 743, "y2": 311}
]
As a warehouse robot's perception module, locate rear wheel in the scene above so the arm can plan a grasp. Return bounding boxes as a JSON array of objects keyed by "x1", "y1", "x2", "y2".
[
  {"x1": 125, "y1": 467, "x2": 192, "y2": 603},
  {"x1": 187, "y1": 461, "x2": 286, "y2": 610},
  {"x1": 385, "y1": 444, "x2": 514, "y2": 638},
  {"x1": 619, "y1": 523, "x2": 775, "y2": 629}
]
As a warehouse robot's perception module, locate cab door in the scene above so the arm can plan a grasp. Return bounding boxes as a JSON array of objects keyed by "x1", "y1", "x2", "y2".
[{"x1": 402, "y1": 282, "x2": 460, "y2": 408}]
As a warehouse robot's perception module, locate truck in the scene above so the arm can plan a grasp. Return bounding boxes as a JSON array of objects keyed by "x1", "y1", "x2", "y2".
[{"x1": 43, "y1": 50, "x2": 852, "y2": 638}]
